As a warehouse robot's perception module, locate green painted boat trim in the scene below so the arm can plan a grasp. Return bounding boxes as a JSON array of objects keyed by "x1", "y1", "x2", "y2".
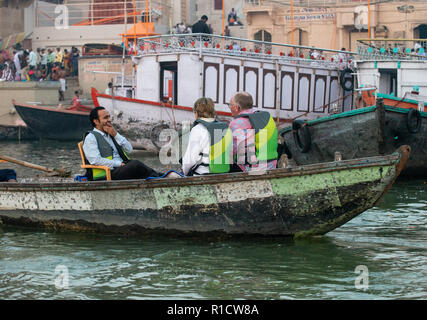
[
  {"x1": 270, "y1": 166, "x2": 392, "y2": 197},
  {"x1": 279, "y1": 106, "x2": 377, "y2": 134},
  {"x1": 293, "y1": 166, "x2": 395, "y2": 238},
  {"x1": 279, "y1": 102, "x2": 427, "y2": 136},
  {"x1": 384, "y1": 105, "x2": 427, "y2": 116},
  {"x1": 377, "y1": 92, "x2": 427, "y2": 107}
]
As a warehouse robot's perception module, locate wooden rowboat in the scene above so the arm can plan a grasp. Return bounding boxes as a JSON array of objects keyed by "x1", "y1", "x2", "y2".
[
  {"x1": 0, "y1": 146, "x2": 409, "y2": 238},
  {"x1": 280, "y1": 99, "x2": 425, "y2": 178},
  {"x1": 12, "y1": 100, "x2": 92, "y2": 141}
]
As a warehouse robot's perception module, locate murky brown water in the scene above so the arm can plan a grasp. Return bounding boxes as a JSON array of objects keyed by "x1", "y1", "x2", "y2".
[{"x1": 0, "y1": 141, "x2": 426, "y2": 299}]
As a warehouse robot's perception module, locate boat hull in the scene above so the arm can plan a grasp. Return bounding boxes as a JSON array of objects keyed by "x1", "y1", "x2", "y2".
[
  {"x1": 13, "y1": 102, "x2": 92, "y2": 141},
  {"x1": 280, "y1": 104, "x2": 426, "y2": 177},
  {"x1": 0, "y1": 146, "x2": 409, "y2": 237},
  {"x1": 0, "y1": 124, "x2": 37, "y2": 141}
]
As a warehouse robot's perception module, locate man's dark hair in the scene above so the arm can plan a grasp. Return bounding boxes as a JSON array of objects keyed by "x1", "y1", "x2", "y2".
[
  {"x1": 108, "y1": 82, "x2": 113, "y2": 88},
  {"x1": 201, "y1": 15, "x2": 208, "y2": 21},
  {"x1": 89, "y1": 106, "x2": 105, "y2": 127}
]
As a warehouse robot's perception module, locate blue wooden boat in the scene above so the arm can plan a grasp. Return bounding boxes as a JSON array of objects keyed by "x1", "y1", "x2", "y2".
[{"x1": 12, "y1": 101, "x2": 92, "y2": 141}]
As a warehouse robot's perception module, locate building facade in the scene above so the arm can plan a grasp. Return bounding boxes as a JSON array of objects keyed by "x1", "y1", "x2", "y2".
[
  {"x1": 193, "y1": 0, "x2": 248, "y2": 38},
  {"x1": 0, "y1": 0, "x2": 31, "y2": 39},
  {"x1": 243, "y1": 0, "x2": 427, "y2": 51},
  {"x1": 4, "y1": 0, "x2": 427, "y2": 53}
]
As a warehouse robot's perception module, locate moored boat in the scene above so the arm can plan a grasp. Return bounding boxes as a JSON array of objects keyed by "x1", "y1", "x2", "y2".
[
  {"x1": 12, "y1": 101, "x2": 93, "y2": 141},
  {"x1": 279, "y1": 98, "x2": 425, "y2": 178},
  {"x1": 0, "y1": 146, "x2": 410, "y2": 238}
]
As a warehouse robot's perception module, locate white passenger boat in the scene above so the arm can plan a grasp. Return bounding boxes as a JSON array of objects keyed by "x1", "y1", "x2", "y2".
[
  {"x1": 91, "y1": 33, "x2": 354, "y2": 150},
  {"x1": 355, "y1": 38, "x2": 427, "y2": 110}
]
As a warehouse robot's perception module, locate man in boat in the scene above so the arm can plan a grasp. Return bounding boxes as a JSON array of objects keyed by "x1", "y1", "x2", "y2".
[
  {"x1": 228, "y1": 92, "x2": 278, "y2": 173},
  {"x1": 182, "y1": 97, "x2": 232, "y2": 176},
  {"x1": 0, "y1": 169, "x2": 17, "y2": 182},
  {"x1": 192, "y1": 15, "x2": 211, "y2": 34},
  {"x1": 105, "y1": 82, "x2": 113, "y2": 95},
  {"x1": 83, "y1": 106, "x2": 163, "y2": 180}
]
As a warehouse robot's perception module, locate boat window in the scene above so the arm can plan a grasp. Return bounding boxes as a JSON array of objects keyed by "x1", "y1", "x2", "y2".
[{"x1": 160, "y1": 62, "x2": 177, "y2": 105}]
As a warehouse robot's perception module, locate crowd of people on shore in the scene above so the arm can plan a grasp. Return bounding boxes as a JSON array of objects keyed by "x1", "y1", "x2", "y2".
[{"x1": 0, "y1": 45, "x2": 80, "y2": 83}]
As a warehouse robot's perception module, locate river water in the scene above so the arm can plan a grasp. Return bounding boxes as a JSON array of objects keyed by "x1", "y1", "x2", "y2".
[{"x1": 0, "y1": 141, "x2": 426, "y2": 300}]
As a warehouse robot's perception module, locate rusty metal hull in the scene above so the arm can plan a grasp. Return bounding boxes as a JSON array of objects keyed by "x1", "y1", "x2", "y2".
[
  {"x1": 0, "y1": 146, "x2": 409, "y2": 237},
  {"x1": 280, "y1": 104, "x2": 427, "y2": 178}
]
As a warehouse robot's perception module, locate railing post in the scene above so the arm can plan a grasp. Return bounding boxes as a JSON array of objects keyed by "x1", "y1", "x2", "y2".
[
  {"x1": 91, "y1": 0, "x2": 94, "y2": 25},
  {"x1": 375, "y1": 97, "x2": 386, "y2": 155},
  {"x1": 35, "y1": 0, "x2": 39, "y2": 27}
]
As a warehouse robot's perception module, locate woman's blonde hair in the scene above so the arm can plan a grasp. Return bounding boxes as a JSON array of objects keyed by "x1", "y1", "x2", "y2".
[{"x1": 193, "y1": 97, "x2": 216, "y2": 118}]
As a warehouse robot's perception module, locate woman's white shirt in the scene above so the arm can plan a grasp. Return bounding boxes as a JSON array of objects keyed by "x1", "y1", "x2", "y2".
[{"x1": 181, "y1": 118, "x2": 214, "y2": 176}]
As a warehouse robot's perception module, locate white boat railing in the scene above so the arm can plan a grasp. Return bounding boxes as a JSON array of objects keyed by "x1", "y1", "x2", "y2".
[
  {"x1": 135, "y1": 33, "x2": 356, "y2": 69},
  {"x1": 356, "y1": 39, "x2": 427, "y2": 61}
]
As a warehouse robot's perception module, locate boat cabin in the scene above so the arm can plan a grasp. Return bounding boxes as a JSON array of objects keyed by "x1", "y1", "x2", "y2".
[
  {"x1": 133, "y1": 34, "x2": 355, "y2": 121},
  {"x1": 355, "y1": 39, "x2": 427, "y2": 101}
]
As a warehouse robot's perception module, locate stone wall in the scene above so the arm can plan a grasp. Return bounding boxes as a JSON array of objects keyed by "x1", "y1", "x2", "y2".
[
  {"x1": 78, "y1": 55, "x2": 133, "y2": 100},
  {"x1": 0, "y1": 5, "x2": 25, "y2": 39},
  {"x1": 0, "y1": 81, "x2": 60, "y2": 126}
]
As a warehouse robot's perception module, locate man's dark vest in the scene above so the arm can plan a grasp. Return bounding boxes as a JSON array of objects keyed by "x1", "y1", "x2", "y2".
[{"x1": 84, "y1": 131, "x2": 130, "y2": 180}]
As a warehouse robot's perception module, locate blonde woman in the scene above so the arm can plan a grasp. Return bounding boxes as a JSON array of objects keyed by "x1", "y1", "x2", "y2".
[{"x1": 182, "y1": 97, "x2": 231, "y2": 176}]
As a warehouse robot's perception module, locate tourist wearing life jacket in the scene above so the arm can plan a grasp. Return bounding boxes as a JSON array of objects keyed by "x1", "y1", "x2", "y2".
[
  {"x1": 182, "y1": 97, "x2": 232, "y2": 176},
  {"x1": 83, "y1": 106, "x2": 163, "y2": 180},
  {"x1": 228, "y1": 92, "x2": 278, "y2": 172}
]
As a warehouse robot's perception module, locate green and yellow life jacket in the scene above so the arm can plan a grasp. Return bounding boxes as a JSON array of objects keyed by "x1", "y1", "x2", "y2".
[
  {"x1": 191, "y1": 119, "x2": 232, "y2": 175},
  {"x1": 234, "y1": 111, "x2": 278, "y2": 163},
  {"x1": 84, "y1": 131, "x2": 130, "y2": 180}
]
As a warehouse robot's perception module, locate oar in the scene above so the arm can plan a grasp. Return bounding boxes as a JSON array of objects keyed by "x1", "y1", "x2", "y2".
[{"x1": 0, "y1": 154, "x2": 71, "y2": 177}]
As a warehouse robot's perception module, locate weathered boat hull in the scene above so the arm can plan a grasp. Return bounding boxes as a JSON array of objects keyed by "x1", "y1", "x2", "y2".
[
  {"x1": 13, "y1": 102, "x2": 92, "y2": 141},
  {"x1": 0, "y1": 146, "x2": 409, "y2": 237},
  {"x1": 280, "y1": 102, "x2": 426, "y2": 178}
]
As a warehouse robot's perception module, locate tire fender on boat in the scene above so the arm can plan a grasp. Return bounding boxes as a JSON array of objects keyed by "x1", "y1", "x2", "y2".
[
  {"x1": 151, "y1": 123, "x2": 171, "y2": 149},
  {"x1": 277, "y1": 139, "x2": 293, "y2": 159},
  {"x1": 292, "y1": 119, "x2": 311, "y2": 153},
  {"x1": 340, "y1": 68, "x2": 354, "y2": 91},
  {"x1": 407, "y1": 108, "x2": 422, "y2": 134}
]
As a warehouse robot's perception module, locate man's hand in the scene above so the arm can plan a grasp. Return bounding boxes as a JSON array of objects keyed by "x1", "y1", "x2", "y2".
[{"x1": 103, "y1": 124, "x2": 117, "y2": 137}]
